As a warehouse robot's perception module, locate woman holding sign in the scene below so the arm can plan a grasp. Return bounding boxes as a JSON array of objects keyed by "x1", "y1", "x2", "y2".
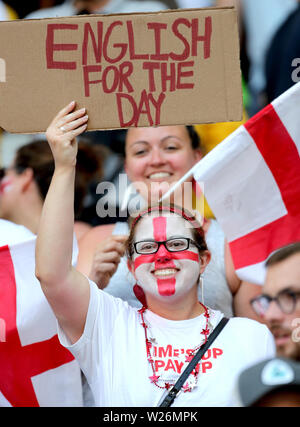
[
  {"x1": 35, "y1": 102, "x2": 275, "y2": 406},
  {"x1": 77, "y1": 120, "x2": 261, "y2": 320}
]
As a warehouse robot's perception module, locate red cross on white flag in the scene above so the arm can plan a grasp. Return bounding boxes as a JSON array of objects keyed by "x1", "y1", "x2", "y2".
[
  {"x1": 192, "y1": 82, "x2": 300, "y2": 284},
  {"x1": 0, "y1": 237, "x2": 83, "y2": 407}
]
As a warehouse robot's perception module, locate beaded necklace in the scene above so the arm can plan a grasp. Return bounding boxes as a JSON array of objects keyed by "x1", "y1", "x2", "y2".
[{"x1": 138, "y1": 303, "x2": 211, "y2": 393}]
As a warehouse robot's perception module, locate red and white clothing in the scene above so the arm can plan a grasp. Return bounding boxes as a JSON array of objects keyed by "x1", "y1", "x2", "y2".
[{"x1": 58, "y1": 279, "x2": 275, "y2": 407}]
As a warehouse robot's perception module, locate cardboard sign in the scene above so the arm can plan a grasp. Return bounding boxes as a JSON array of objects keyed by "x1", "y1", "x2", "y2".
[{"x1": 0, "y1": 7, "x2": 242, "y2": 133}]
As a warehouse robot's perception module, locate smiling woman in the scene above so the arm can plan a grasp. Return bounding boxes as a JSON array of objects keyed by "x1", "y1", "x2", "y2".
[{"x1": 34, "y1": 102, "x2": 276, "y2": 405}]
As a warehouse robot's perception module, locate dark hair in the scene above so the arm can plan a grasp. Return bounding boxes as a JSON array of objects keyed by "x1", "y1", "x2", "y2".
[
  {"x1": 14, "y1": 139, "x2": 103, "y2": 218},
  {"x1": 126, "y1": 202, "x2": 208, "y2": 259},
  {"x1": 266, "y1": 242, "x2": 300, "y2": 268}
]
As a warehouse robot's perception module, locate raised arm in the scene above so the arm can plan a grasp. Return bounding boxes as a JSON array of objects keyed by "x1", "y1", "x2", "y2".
[{"x1": 35, "y1": 101, "x2": 90, "y2": 344}]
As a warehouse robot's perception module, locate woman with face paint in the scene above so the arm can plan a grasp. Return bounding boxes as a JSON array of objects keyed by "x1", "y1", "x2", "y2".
[
  {"x1": 35, "y1": 103, "x2": 275, "y2": 406},
  {"x1": 77, "y1": 122, "x2": 262, "y2": 320}
]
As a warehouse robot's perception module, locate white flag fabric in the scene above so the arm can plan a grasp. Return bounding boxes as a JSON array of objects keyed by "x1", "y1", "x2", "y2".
[
  {"x1": 0, "y1": 234, "x2": 83, "y2": 406},
  {"x1": 193, "y1": 82, "x2": 300, "y2": 284}
]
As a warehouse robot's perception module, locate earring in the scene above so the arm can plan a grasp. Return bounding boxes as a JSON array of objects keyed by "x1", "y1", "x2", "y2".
[{"x1": 199, "y1": 275, "x2": 205, "y2": 305}]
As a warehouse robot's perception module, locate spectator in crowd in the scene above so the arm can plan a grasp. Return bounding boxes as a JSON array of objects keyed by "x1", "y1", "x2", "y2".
[
  {"x1": 237, "y1": 357, "x2": 300, "y2": 407},
  {"x1": 265, "y1": 1, "x2": 300, "y2": 103},
  {"x1": 0, "y1": 139, "x2": 102, "y2": 407},
  {"x1": 34, "y1": 104, "x2": 275, "y2": 405},
  {"x1": 176, "y1": 0, "x2": 213, "y2": 9},
  {"x1": 77, "y1": 124, "x2": 262, "y2": 320},
  {"x1": 251, "y1": 242, "x2": 300, "y2": 362},
  {"x1": 0, "y1": 218, "x2": 34, "y2": 245},
  {"x1": 0, "y1": 139, "x2": 102, "y2": 242}
]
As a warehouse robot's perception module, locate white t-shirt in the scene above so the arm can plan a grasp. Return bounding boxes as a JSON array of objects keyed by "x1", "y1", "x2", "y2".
[{"x1": 58, "y1": 279, "x2": 275, "y2": 407}]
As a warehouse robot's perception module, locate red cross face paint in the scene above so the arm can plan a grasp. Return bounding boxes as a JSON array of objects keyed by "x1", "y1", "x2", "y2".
[{"x1": 132, "y1": 213, "x2": 201, "y2": 300}]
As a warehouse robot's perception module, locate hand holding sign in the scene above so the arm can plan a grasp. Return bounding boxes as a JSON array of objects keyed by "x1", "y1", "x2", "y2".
[{"x1": 46, "y1": 101, "x2": 88, "y2": 170}]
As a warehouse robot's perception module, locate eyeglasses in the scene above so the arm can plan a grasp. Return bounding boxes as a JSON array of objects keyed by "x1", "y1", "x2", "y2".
[
  {"x1": 134, "y1": 237, "x2": 199, "y2": 255},
  {"x1": 251, "y1": 288, "x2": 300, "y2": 316}
]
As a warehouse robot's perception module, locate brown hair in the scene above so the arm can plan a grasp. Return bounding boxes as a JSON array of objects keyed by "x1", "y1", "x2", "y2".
[
  {"x1": 266, "y1": 242, "x2": 300, "y2": 268},
  {"x1": 126, "y1": 203, "x2": 208, "y2": 259},
  {"x1": 14, "y1": 139, "x2": 103, "y2": 218}
]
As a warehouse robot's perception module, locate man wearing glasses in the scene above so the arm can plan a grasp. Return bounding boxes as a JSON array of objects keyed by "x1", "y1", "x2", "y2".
[{"x1": 251, "y1": 242, "x2": 300, "y2": 362}]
